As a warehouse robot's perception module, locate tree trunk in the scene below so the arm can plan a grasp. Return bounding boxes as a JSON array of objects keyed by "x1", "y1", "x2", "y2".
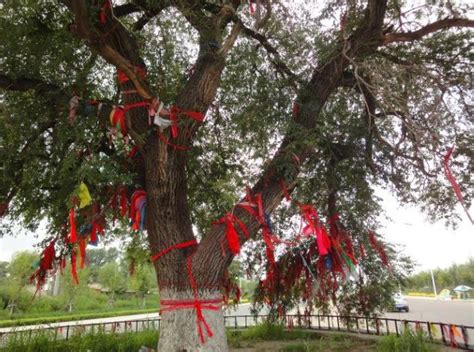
[{"x1": 158, "y1": 289, "x2": 228, "y2": 352}]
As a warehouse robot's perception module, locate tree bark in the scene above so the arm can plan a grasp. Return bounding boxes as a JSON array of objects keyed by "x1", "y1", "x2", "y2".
[{"x1": 158, "y1": 289, "x2": 227, "y2": 352}]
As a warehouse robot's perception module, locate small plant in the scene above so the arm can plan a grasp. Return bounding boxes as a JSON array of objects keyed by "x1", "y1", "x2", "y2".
[{"x1": 377, "y1": 329, "x2": 440, "y2": 352}]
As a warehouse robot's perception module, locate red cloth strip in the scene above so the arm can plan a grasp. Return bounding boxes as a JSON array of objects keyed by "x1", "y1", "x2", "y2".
[
  {"x1": 160, "y1": 298, "x2": 221, "y2": 344},
  {"x1": 150, "y1": 240, "x2": 198, "y2": 262},
  {"x1": 123, "y1": 101, "x2": 149, "y2": 112},
  {"x1": 99, "y1": 0, "x2": 112, "y2": 24},
  {"x1": 158, "y1": 131, "x2": 191, "y2": 151},
  {"x1": 79, "y1": 238, "x2": 86, "y2": 269},
  {"x1": 69, "y1": 208, "x2": 77, "y2": 243},
  {"x1": 443, "y1": 146, "x2": 473, "y2": 224},
  {"x1": 71, "y1": 249, "x2": 79, "y2": 285},
  {"x1": 117, "y1": 67, "x2": 147, "y2": 85},
  {"x1": 212, "y1": 213, "x2": 249, "y2": 255}
]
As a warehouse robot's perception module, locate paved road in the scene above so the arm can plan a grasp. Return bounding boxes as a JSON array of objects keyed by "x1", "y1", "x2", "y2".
[{"x1": 383, "y1": 297, "x2": 473, "y2": 326}]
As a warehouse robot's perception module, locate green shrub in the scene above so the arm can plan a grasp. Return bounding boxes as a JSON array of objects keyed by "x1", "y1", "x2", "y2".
[
  {"x1": 377, "y1": 329, "x2": 440, "y2": 352},
  {"x1": 240, "y1": 322, "x2": 286, "y2": 341}
]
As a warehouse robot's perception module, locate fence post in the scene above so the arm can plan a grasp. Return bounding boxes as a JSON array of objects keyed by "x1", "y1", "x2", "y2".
[
  {"x1": 318, "y1": 315, "x2": 321, "y2": 330},
  {"x1": 356, "y1": 317, "x2": 359, "y2": 332},
  {"x1": 427, "y1": 322, "x2": 432, "y2": 341},
  {"x1": 366, "y1": 317, "x2": 370, "y2": 334},
  {"x1": 66, "y1": 326, "x2": 70, "y2": 340},
  {"x1": 394, "y1": 320, "x2": 399, "y2": 336},
  {"x1": 440, "y1": 323, "x2": 446, "y2": 345},
  {"x1": 245, "y1": 316, "x2": 247, "y2": 329},
  {"x1": 375, "y1": 318, "x2": 380, "y2": 335},
  {"x1": 461, "y1": 326, "x2": 469, "y2": 349},
  {"x1": 385, "y1": 319, "x2": 389, "y2": 335}
]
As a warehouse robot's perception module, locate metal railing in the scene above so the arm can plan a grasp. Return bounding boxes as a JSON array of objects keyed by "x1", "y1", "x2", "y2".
[{"x1": 1, "y1": 314, "x2": 472, "y2": 350}]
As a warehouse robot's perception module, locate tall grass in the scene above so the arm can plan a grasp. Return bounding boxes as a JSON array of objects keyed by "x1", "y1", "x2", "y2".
[
  {"x1": 377, "y1": 329, "x2": 440, "y2": 352},
  {"x1": 2, "y1": 328, "x2": 158, "y2": 352}
]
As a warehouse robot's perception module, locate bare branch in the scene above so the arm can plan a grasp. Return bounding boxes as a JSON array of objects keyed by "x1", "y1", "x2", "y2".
[{"x1": 383, "y1": 18, "x2": 474, "y2": 45}]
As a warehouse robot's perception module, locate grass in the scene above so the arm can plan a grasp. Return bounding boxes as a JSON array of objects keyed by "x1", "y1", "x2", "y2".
[
  {"x1": 0, "y1": 308, "x2": 158, "y2": 328},
  {"x1": 2, "y1": 328, "x2": 158, "y2": 352},
  {"x1": 377, "y1": 329, "x2": 441, "y2": 352},
  {"x1": 2, "y1": 322, "x2": 440, "y2": 352}
]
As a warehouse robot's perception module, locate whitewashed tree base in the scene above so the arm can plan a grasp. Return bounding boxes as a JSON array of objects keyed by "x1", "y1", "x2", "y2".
[{"x1": 158, "y1": 289, "x2": 228, "y2": 352}]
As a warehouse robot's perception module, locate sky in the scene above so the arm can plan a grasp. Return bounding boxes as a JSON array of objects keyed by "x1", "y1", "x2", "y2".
[{"x1": 1, "y1": 188, "x2": 472, "y2": 274}]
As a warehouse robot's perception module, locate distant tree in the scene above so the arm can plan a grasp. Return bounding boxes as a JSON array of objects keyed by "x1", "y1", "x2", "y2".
[
  {"x1": 98, "y1": 262, "x2": 126, "y2": 306},
  {"x1": 406, "y1": 258, "x2": 474, "y2": 293},
  {"x1": 0, "y1": 261, "x2": 8, "y2": 279},
  {"x1": 4, "y1": 251, "x2": 37, "y2": 315},
  {"x1": 129, "y1": 262, "x2": 155, "y2": 309},
  {"x1": 61, "y1": 263, "x2": 90, "y2": 312},
  {"x1": 87, "y1": 247, "x2": 120, "y2": 282}
]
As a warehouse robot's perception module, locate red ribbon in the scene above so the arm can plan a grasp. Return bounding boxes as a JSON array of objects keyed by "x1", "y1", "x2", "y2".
[
  {"x1": 99, "y1": 0, "x2": 112, "y2": 24},
  {"x1": 129, "y1": 190, "x2": 146, "y2": 230},
  {"x1": 71, "y1": 249, "x2": 79, "y2": 285},
  {"x1": 117, "y1": 66, "x2": 147, "y2": 85},
  {"x1": 111, "y1": 107, "x2": 127, "y2": 136},
  {"x1": 79, "y1": 238, "x2": 86, "y2": 269},
  {"x1": 166, "y1": 105, "x2": 205, "y2": 139},
  {"x1": 443, "y1": 146, "x2": 473, "y2": 224},
  {"x1": 368, "y1": 231, "x2": 389, "y2": 266},
  {"x1": 299, "y1": 204, "x2": 331, "y2": 256},
  {"x1": 160, "y1": 298, "x2": 221, "y2": 344},
  {"x1": 150, "y1": 240, "x2": 198, "y2": 262},
  {"x1": 69, "y1": 208, "x2": 77, "y2": 243},
  {"x1": 159, "y1": 255, "x2": 221, "y2": 344},
  {"x1": 212, "y1": 213, "x2": 249, "y2": 255}
]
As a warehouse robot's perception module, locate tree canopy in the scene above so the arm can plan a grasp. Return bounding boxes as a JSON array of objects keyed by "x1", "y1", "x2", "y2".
[{"x1": 0, "y1": 0, "x2": 472, "y2": 350}]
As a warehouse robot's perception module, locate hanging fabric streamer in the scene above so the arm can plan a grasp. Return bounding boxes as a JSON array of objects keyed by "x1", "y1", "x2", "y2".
[
  {"x1": 99, "y1": 0, "x2": 112, "y2": 24},
  {"x1": 368, "y1": 231, "x2": 389, "y2": 266},
  {"x1": 129, "y1": 190, "x2": 147, "y2": 230},
  {"x1": 30, "y1": 240, "x2": 56, "y2": 289},
  {"x1": 90, "y1": 220, "x2": 104, "y2": 245},
  {"x1": 212, "y1": 213, "x2": 249, "y2": 255},
  {"x1": 71, "y1": 249, "x2": 79, "y2": 285},
  {"x1": 79, "y1": 238, "x2": 87, "y2": 269},
  {"x1": 117, "y1": 66, "x2": 147, "y2": 85},
  {"x1": 299, "y1": 204, "x2": 331, "y2": 256},
  {"x1": 78, "y1": 182, "x2": 92, "y2": 209},
  {"x1": 443, "y1": 145, "x2": 473, "y2": 224},
  {"x1": 110, "y1": 106, "x2": 127, "y2": 136},
  {"x1": 165, "y1": 105, "x2": 205, "y2": 139},
  {"x1": 69, "y1": 208, "x2": 77, "y2": 243}
]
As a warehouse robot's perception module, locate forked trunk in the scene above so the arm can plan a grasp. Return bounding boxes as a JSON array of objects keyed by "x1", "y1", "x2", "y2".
[{"x1": 157, "y1": 289, "x2": 228, "y2": 352}]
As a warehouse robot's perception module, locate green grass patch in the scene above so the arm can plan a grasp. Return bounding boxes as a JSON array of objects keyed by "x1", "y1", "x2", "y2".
[
  {"x1": 0, "y1": 308, "x2": 158, "y2": 328},
  {"x1": 2, "y1": 329, "x2": 158, "y2": 352},
  {"x1": 377, "y1": 329, "x2": 441, "y2": 352}
]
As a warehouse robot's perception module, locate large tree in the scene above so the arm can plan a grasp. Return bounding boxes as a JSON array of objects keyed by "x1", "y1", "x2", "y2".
[{"x1": 0, "y1": 0, "x2": 472, "y2": 350}]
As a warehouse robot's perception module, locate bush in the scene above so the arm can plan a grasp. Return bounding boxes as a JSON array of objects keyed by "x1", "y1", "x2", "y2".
[
  {"x1": 240, "y1": 322, "x2": 286, "y2": 341},
  {"x1": 377, "y1": 329, "x2": 440, "y2": 352}
]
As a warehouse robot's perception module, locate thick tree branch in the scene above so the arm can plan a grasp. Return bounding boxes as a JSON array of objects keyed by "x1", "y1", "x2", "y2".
[
  {"x1": 193, "y1": 0, "x2": 389, "y2": 284},
  {"x1": 383, "y1": 18, "x2": 474, "y2": 45},
  {"x1": 0, "y1": 74, "x2": 60, "y2": 93}
]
